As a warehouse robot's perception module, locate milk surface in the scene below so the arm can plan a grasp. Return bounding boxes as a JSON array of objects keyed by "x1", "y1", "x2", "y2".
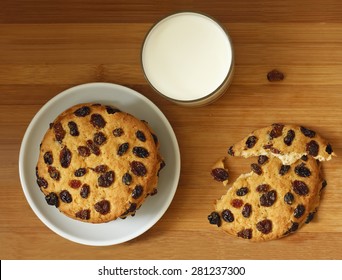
[{"x1": 142, "y1": 12, "x2": 232, "y2": 101}]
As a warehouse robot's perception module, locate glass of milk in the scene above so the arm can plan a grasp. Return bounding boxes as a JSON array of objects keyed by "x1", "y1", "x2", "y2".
[{"x1": 141, "y1": 12, "x2": 234, "y2": 107}]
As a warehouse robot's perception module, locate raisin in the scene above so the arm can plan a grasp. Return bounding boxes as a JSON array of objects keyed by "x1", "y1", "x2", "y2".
[
  {"x1": 37, "y1": 177, "x2": 48, "y2": 188},
  {"x1": 136, "y1": 130, "x2": 146, "y2": 142},
  {"x1": 53, "y1": 122, "x2": 66, "y2": 143},
  {"x1": 211, "y1": 168, "x2": 229, "y2": 182},
  {"x1": 242, "y1": 203, "x2": 252, "y2": 218},
  {"x1": 305, "y1": 212, "x2": 316, "y2": 224},
  {"x1": 45, "y1": 192, "x2": 59, "y2": 207},
  {"x1": 131, "y1": 161, "x2": 147, "y2": 177},
  {"x1": 94, "y1": 200, "x2": 110, "y2": 215},
  {"x1": 294, "y1": 163, "x2": 311, "y2": 177},
  {"x1": 251, "y1": 163, "x2": 262, "y2": 175},
  {"x1": 151, "y1": 133, "x2": 158, "y2": 145},
  {"x1": 321, "y1": 179, "x2": 327, "y2": 191},
  {"x1": 263, "y1": 144, "x2": 281, "y2": 154},
  {"x1": 93, "y1": 165, "x2": 108, "y2": 173},
  {"x1": 306, "y1": 140, "x2": 319, "y2": 156},
  {"x1": 301, "y1": 155, "x2": 308, "y2": 161},
  {"x1": 284, "y1": 192, "x2": 295, "y2": 205},
  {"x1": 43, "y1": 151, "x2": 53, "y2": 165},
  {"x1": 256, "y1": 184, "x2": 269, "y2": 193},
  {"x1": 113, "y1": 128, "x2": 124, "y2": 137},
  {"x1": 284, "y1": 222, "x2": 299, "y2": 235},
  {"x1": 256, "y1": 219, "x2": 273, "y2": 234},
  {"x1": 227, "y1": 146, "x2": 234, "y2": 156},
  {"x1": 260, "y1": 190, "x2": 277, "y2": 207},
  {"x1": 122, "y1": 173, "x2": 132, "y2": 186},
  {"x1": 78, "y1": 146, "x2": 91, "y2": 157},
  {"x1": 208, "y1": 212, "x2": 221, "y2": 227},
  {"x1": 231, "y1": 199, "x2": 244, "y2": 208},
  {"x1": 157, "y1": 160, "x2": 166, "y2": 176},
  {"x1": 75, "y1": 209, "x2": 90, "y2": 220},
  {"x1": 236, "y1": 187, "x2": 249, "y2": 196},
  {"x1": 68, "y1": 121, "x2": 79, "y2": 136},
  {"x1": 132, "y1": 185, "x2": 144, "y2": 199},
  {"x1": 59, "y1": 190, "x2": 72, "y2": 203},
  {"x1": 133, "y1": 146, "x2": 150, "y2": 158},
  {"x1": 60, "y1": 146, "x2": 72, "y2": 168},
  {"x1": 150, "y1": 188, "x2": 158, "y2": 196},
  {"x1": 237, "y1": 229, "x2": 252, "y2": 239},
  {"x1": 93, "y1": 132, "x2": 107, "y2": 145},
  {"x1": 74, "y1": 168, "x2": 87, "y2": 177},
  {"x1": 117, "y1": 142, "x2": 129, "y2": 156},
  {"x1": 74, "y1": 106, "x2": 90, "y2": 117},
  {"x1": 300, "y1": 126, "x2": 316, "y2": 138},
  {"x1": 86, "y1": 140, "x2": 100, "y2": 156},
  {"x1": 270, "y1": 123, "x2": 284, "y2": 139},
  {"x1": 69, "y1": 179, "x2": 81, "y2": 189},
  {"x1": 325, "y1": 144, "x2": 333, "y2": 154},
  {"x1": 80, "y1": 184, "x2": 90, "y2": 198},
  {"x1": 279, "y1": 165, "x2": 291, "y2": 175},
  {"x1": 127, "y1": 202, "x2": 137, "y2": 213},
  {"x1": 284, "y1": 129, "x2": 295, "y2": 146},
  {"x1": 48, "y1": 166, "x2": 60, "y2": 180},
  {"x1": 90, "y1": 114, "x2": 106, "y2": 128},
  {"x1": 267, "y1": 69, "x2": 284, "y2": 82},
  {"x1": 245, "y1": 135, "x2": 258, "y2": 149},
  {"x1": 258, "y1": 155, "x2": 269, "y2": 165},
  {"x1": 292, "y1": 180, "x2": 309, "y2": 196},
  {"x1": 222, "y1": 209, "x2": 234, "y2": 222},
  {"x1": 98, "y1": 171, "x2": 115, "y2": 187},
  {"x1": 294, "y1": 204, "x2": 305, "y2": 218},
  {"x1": 106, "y1": 106, "x2": 120, "y2": 114}
]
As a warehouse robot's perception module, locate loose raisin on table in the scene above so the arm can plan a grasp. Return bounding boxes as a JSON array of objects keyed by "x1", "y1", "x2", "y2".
[
  {"x1": 292, "y1": 180, "x2": 309, "y2": 196},
  {"x1": 251, "y1": 163, "x2": 262, "y2": 175},
  {"x1": 236, "y1": 187, "x2": 249, "y2": 196},
  {"x1": 98, "y1": 171, "x2": 115, "y2": 187},
  {"x1": 93, "y1": 132, "x2": 107, "y2": 145},
  {"x1": 59, "y1": 190, "x2": 72, "y2": 203},
  {"x1": 113, "y1": 128, "x2": 124, "y2": 137},
  {"x1": 242, "y1": 203, "x2": 252, "y2": 218},
  {"x1": 78, "y1": 146, "x2": 91, "y2": 157},
  {"x1": 131, "y1": 161, "x2": 147, "y2": 177},
  {"x1": 44, "y1": 151, "x2": 53, "y2": 165},
  {"x1": 80, "y1": 184, "x2": 90, "y2": 198},
  {"x1": 325, "y1": 144, "x2": 333, "y2": 154},
  {"x1": 45, "y1": 192, "x2": 59, "y2": 207},
  {"x1": 53, "y1": 122, "x2": 66, "y2": 143},
  {"x1": 60, "y1": 146, "x2": 72, "y2": 168},
  {"x1": 208, "y1": 212, "x2": 221, "y2": 227},
  {"x1": 132, "y1": 185, "x2": 144, "y2": 199},
  {"x1": 260, "y1": 190, "x2": 277, "y2": 207},
  {"x1": 94, "y1": 200, "x2": 110, "y2": 215},
  {"x1": 222, "y1": 209, "x2": 234, "y2": 222},
  {"x1": 90, "y1": 114, "x2": 106, "y2": 128},
  {"x1": 69, "y1": 179, "x2": 81, "y2": 189},
  {"x1": 68, "y1": 121, "x2": 79, "y2": 136},
  {"x1": 74, "y1": 168, "x2": 87, "y2": 177},
  {"x1": 231, "y1": 199, "x2": 244, "y2": 208},
  {"x1": 270, "y1": 123, "x2": 284, "y2": 139},
  {"x1": 284, "y1": 192, "x2": 295, "y2": 205},
  {"x1": 306, "y1": 140, "x2": 319, "y2": 156},
  {"x1": 279, "y1": 165, "x2": 291, "y2": 175},
  {"x1": 237, "y1": 229, "x2": 252, "y2": 239},
  {"x1": 136, "y1": 130, "x2": 146, "y2": 142},
  {"x1": 48, "y1": 166, "x2": 60, "y2": 181},
  {"x1": 86, "y1": 140, "x2": 100, "y2": 156},
  {"x1": 117, "y1": 142, "x2": 129, "y2": 156},
  {"x1": 133, "y1": 146, "x2": 150, "y2": 158},
  {"x1": 284, "y1": 129, "x2": 295, "y2": 146},
  {"x1": 122, "y1": 172, "x2": 132, "y2": 186},
  {"x1": 267, "y1": 69, "x2": 284, "y2": 82},
  {"x1": 256, "y1": 219, "x2": 273, "y2": 234},
  {"x1": 294, "y1": 204, "x2": 305, "y2": 218},
  {"x1": 74, "y1": 106, "x2": 90, "y2": 117},
  {"x1": 245, "y1": 136, "x2": 258, "y2": 149},
  {"x1": 300, "y1": 126, "x2": 316, "y2": 138},
  {"x1": 76, "y1": 209, "x2": 90, "y2": 220},
  {"x1": 258, "y1": 155, "x2": 269, "y2": 165},
  {"x1": 294, "y1": 163, "x2": 311, "y2": 177},
  {"x1": 256, "y1": 184, "x2": 269, "y2": 193},
  {"x1": 211, "y1": 168, "x2": 229, "y2": 182}
]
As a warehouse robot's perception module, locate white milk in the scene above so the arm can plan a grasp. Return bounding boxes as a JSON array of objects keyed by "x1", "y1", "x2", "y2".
[{"x1": 142, "y1": 12, "x2": 233, "y2": 105}]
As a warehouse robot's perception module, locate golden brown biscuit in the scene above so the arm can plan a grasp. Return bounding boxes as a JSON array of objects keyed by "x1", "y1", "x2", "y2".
[{"x1": 36, "y1": 103, "x2": 164, "y2": 223}]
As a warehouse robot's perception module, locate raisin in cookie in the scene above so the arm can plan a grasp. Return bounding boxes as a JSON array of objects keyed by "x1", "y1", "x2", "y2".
[
  {"x1": 36, "y1": 103, "x2": 164, "y2": 223},
  {"x1": 227, "y1": 123, "x2": 335, "y2": 165},
  {"x1": 209, "y1": 156, "x2": 324, "y2": 241}
]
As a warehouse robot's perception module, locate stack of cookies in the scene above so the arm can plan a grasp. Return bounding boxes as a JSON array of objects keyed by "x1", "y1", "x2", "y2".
[
  {"x1": 208, "y1": 124, "x2": 335, "y2": 241},
  {"x1": 36, "y1": 103, "x2": 164, "y2": 223}
]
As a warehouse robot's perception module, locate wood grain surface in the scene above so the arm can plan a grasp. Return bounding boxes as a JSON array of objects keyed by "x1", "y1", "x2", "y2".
[{"x1": 1, "y1": 0, "x2": 341, "y2": 260}]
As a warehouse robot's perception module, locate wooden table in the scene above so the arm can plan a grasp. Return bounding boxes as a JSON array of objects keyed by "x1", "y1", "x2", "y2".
[{"x1": 1, "y1": 0, "x2": 341, "y2": 260}]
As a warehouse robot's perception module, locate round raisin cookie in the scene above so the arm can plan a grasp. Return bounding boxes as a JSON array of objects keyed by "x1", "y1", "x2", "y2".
[
  {"x1": 36, "y1": 103, "x2": 164, "y2": 223},
  {"x1": 227, "y1": 123, "x2": 335, "y2": 165},
  {"x1": 208, "y1": 155, "x2": 325, "y2": 241}
]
